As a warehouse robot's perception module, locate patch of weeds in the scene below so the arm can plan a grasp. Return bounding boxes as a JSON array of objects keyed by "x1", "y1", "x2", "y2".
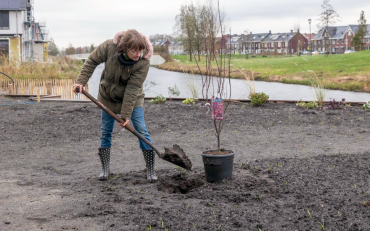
[
  {"x1": 362, "y1": 101, "x2": 370, "y2": 110},
  {"x1": 307, "y1": 209, "x2": 311, "y2": 220},
  {"x1": 149, "y1": 94, "x2": 166, "y2": 104},
  {"x1": 182, "y1": 98, "x2": 195, "y2": 104},
  {"x1": 296, "y1": 100, "x2": 318, "y2": 109},
  {"x1": 318, "y1": 220, "x2": 325, "y2": 230},
  {"x1": 323, "y1": 98, "x2": 346, "y2": 110},
  {"x1": 106, "y1": 185, "x2": 116, "y2": 191}
]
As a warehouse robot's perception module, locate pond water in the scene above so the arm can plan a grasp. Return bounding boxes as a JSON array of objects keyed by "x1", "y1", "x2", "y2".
[{"x1": 87, "y1": 64, "x2": 370, "y2": 102}]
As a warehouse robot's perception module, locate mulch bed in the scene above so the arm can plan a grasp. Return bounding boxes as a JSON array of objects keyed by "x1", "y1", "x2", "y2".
[{"x1": 1, "y1": 96, "x2": 370, "y2": 230}]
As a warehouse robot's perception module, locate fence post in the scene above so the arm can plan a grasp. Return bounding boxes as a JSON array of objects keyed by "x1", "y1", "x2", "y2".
[
  {"x1": 46, "y1": 81, "x2": 52, "y2": 95},
  {"x1": 37, "y1": 89, "x2": 40, "y2": 102},
  {"x1": 8, "y1": 83, "x2": 14, "y2": 95}
]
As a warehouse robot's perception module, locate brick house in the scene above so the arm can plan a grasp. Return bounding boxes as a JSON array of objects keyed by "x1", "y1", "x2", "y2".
[
  {"x1": 348, "y1": 24, "x2": 370, "y2": 51},
  {"x1": 328, "y1": 26, "x2": 348, "y2": 54},
  {"x1": 223, "y1": 32, "x2": 270, "y2": 55},
  {"x1": 312, "y1": 25, "x2": 370, "y2": 53},
  {"x1": 242, "y1": 32, "x2": 270, "y2": 54},
  {"x1": 225, "y1": 34, "x2": 243, "y2": 54},
  {"x1": 365, "y1": 28, "x2": 370, "y2": 50},
  {"x1": 261, "y1": 30, "x2": 308, "y2": 54}
]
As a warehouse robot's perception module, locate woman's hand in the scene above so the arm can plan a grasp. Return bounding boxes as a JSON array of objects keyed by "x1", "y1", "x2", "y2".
[
  {"x1": 72, "y1": 84, "x2": 84, "y2": 93},
  {"x1": 119, "y1": 118, "x2": 129, "y2": 128}
]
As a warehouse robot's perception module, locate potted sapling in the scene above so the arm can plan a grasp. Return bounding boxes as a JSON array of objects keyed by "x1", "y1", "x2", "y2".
[{"x1": 194, "y1": 3, "x2": 234, "y2": 182}]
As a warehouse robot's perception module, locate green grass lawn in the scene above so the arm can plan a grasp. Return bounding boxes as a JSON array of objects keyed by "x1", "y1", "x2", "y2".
[
  {"x1": 162, "y1": 50, "x2": 370, "y2": 92},
  {"x1": 171, "y1": 50, "x2": 370, "y2": 78}
]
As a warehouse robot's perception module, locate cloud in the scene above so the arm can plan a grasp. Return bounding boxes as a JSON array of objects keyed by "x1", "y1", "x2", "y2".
[{"x1": 33, "y1": 0, "x2": 370, "y2": 48}]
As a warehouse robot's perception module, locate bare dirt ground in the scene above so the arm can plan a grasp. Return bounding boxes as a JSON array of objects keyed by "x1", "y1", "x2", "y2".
[{"x1": 1, "y1": 96, "x2": 370, "y2": 231}]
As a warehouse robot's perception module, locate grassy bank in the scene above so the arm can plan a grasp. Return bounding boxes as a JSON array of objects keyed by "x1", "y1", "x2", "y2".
[
  {"x1": 0, "y1": 56, "x2": 83, "y2": 80},
  {"x1": 158, "y1": 51, "x2": 370, "y2": 92}
]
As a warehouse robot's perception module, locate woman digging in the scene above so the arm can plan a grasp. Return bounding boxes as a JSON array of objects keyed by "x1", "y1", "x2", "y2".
[{"x1": 72, "y1": 29, "x2": 157, "y2": 182}]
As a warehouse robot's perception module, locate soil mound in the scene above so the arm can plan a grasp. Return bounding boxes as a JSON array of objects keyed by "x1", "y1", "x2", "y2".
[{"x1": 158, "y1": 172, "x2": 204, "y2": 194}]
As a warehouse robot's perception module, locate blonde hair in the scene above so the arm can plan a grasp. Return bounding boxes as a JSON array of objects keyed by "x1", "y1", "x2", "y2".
[{"x1": 116, "y1": 29, "x2": 147, "y2": 53}]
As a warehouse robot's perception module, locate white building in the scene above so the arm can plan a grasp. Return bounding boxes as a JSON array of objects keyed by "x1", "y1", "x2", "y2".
[{"x1": 0, "y1": 0, "x2": 49, "y2": 62}]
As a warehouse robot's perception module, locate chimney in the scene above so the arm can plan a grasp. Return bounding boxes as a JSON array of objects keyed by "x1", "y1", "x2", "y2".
[
  {"x1": 250, "y1": 32, "x2": 252, "y2": 34},
  {"x1": 269, "y1": 30, "x2": 271, "y2": 34},
  {"x1": 291, "y1": 30, "x2": 293, "y2": 33}
]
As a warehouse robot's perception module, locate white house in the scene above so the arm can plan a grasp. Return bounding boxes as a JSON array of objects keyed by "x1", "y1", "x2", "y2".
[{"x1": 0, "y1": 0, "x2": 49, "y2": 62}]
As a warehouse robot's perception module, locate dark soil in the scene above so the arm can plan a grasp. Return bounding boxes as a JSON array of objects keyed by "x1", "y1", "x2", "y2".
[{"x1": 1, "y1": 96, "x2": 370, "y2": 231}]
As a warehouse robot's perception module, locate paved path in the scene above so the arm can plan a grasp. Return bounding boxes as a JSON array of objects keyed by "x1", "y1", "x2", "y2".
[{"x1": 150, "y1": 55, "x2": 165, "y2": 65}]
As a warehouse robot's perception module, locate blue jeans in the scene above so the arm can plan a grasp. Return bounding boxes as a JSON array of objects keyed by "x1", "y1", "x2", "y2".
[{"x1": 100, "y1": 107, "x2": 152, "y2": 150}]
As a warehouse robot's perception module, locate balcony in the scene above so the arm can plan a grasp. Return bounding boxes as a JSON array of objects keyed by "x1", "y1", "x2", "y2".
[{"x1": 38, "y1": 29, "x2": 49, "y2": 35}]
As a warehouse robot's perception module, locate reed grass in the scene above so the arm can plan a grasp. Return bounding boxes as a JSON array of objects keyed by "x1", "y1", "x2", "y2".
[
  {"x1": 0, "y1": 78, "x2": 87, "y2": 99},
  {"x1": 306, "y1": 70, "x2": 326, "y2": 106},
  {"x1": 0, "y1": 55, "x2": 83, "y2": 80}
]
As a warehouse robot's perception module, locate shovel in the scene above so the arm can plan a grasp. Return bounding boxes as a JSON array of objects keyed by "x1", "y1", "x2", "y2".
[{"x1": 76, "y1": 87, "x2": 192, "y2": 170}]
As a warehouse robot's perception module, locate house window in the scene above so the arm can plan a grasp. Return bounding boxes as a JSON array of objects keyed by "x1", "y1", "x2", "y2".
[
  {"x1": 0, "y1": 11, "x2": 9, "y2": 29},
  {"x1": 0, "y1": 40, "x2": 9, "y2": 55},
  {"x1": 332, "y1": 40, "x2": 336, "y2": 45},
  {"x1": 348, "y1": 31, "x2": 351, "y2": 36},
  {"x1": 367, "y1": 38, "x2": 369, "y2": 43}
]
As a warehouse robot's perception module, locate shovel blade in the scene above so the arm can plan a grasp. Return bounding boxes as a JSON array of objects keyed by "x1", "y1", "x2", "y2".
[{"x1": 162, "y1": 144, "x2": 192, "y2": 170}]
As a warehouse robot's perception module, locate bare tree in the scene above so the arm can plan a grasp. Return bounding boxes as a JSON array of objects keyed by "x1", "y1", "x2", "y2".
[
  {"x1": 317, "y1": 0, "x2": 341, "y2": 55},
  {"x1": 242, "y1": 30, "x2": 253, "y2": 57},
  {"x1": 48, "y1": 38, "x2": 59, "y2": 56},
  {"x1": 192, "y1": 3, "x2": 204, "y2": 61},
  {"x1": 293, "y1": 20, "x2": 301, "y2": 32},
  {"x1": 175, "y1": 4, "x2": 196, "y2": 61}
]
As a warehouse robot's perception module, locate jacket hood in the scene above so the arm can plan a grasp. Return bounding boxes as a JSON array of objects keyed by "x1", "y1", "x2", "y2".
[{"x1": 113, "y1": 31, "x2": 153, "y2": 60}]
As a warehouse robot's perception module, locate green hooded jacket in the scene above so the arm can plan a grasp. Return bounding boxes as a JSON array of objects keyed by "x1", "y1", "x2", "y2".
[{"x1": 75, "y1": 39, "x2": 151, "y2": 119}]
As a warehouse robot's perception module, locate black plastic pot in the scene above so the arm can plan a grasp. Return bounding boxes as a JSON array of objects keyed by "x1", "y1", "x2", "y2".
[{"x1": 201, "y1": 150, "x2": 235, "y2": 182}]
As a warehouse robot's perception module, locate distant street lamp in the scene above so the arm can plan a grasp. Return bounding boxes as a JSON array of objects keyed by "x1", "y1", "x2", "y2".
[{"x1": 308, "y1": 19, "x2": 312, "y2": 55}]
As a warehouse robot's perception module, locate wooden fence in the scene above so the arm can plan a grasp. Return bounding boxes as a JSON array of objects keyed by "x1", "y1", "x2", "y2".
[{"x1": 0, "y1": 79, "x2": 88, "y2": 100}]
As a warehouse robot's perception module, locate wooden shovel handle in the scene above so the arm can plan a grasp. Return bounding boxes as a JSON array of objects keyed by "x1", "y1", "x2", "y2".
[
  {"x1": 76, "y1": 87, "x2": 135, "y2": 133},
  {"x1": 76, "y1": 87, "x2": 161, "y2": 155}
]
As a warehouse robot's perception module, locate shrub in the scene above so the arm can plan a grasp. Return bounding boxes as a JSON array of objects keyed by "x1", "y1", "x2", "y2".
[
  {"x1": 362, "y1": 101, "x2": 370, "y2": 110},
  {"x1": 296, "y1": 100, "x2": 318, "y2": 109},
  {"x1": 250, "y1": 92, "x2": 269, "y2": 106},
  {"x1": 149, "y1": 94, "x2": 166, "y2": 104},
  {"x1": 323, "y1": 98, "x2": 346, "y2": 110},
  {"x1": 182, "y1": 98, "x2": 195, "y2": 104}
]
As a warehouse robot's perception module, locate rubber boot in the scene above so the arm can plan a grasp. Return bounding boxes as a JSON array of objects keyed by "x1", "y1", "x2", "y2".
[
  {"x1": 98, "y1": 147, "x2": 110, "y2": 181},
  {"x1": 142, "y1": 150, "x2": 158, "y2": 182}
]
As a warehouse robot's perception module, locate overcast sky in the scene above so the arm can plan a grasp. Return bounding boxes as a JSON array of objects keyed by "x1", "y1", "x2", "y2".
[{"x1": 33, "y1": 0, "x2": 370, "y2": 49}]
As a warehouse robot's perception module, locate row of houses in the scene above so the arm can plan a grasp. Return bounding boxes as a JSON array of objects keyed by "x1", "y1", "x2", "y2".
[
  {"x1": 222, "y1": 30, "x2": 310, "y2": 55},
  {"x1": 153, "y1": 24, "x2": 370, "y2": 55},
  {"x1": 0, "y1": 0, "x2": 49, "y2": 62}
]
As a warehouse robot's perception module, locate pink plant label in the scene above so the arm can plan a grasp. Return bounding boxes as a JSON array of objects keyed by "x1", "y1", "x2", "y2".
[{"x1": 211, "y1": 98, "x2": 224, "y2": 120}]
